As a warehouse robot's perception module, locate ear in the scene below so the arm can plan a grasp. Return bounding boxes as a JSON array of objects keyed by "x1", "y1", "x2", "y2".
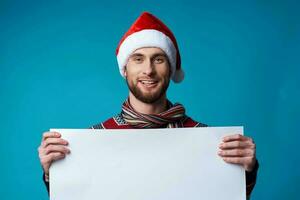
[
  {"x1": 167, "y1": 60, "x2": 172, "y2": 79},
  {"x1": 123, "y1": 66, "x2": 127, "y2": 77}
]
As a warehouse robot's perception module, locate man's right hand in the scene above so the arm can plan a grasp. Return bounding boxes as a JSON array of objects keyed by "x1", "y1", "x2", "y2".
[{"x1": 38, "y1": 131, "x2": 70, "y2": 182}]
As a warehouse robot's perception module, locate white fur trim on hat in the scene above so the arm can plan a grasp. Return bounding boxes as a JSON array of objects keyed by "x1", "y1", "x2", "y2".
[{"x1": 117, "y1": 29, "x2": 178, "y2": 81}]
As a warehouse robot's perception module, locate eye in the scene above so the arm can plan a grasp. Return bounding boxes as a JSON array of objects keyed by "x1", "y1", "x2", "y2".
[
  {"x1": 133, "y1": 56, "x2": 143, "y2": 63},
  {"x1": 154, "y1": 57, "x2": 165, "y2": 64}
]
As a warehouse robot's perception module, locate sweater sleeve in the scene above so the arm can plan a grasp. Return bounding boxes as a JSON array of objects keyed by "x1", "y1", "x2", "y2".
[
  {"x1": 246, "y1": 159, "x2": 259, "y2": 198},
  {"x1": 42, "y1": 172, "x2": 50, "y2": 195}
]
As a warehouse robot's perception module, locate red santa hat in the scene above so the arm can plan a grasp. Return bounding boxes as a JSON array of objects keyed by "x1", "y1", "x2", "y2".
[{"x1": 116, "y1": 12, "x2": 184, "y2": 83}]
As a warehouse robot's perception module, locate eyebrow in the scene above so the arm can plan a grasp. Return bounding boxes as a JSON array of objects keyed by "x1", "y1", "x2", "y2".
[
  {"x1": 129, "y1": 53, "x2": 167, "y2": 58},
  {"x1": 129, "y1": 53, "x2": 144, "y2": 58}
]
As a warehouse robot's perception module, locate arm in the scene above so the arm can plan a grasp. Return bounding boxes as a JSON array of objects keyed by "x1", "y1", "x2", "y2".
[
  {"x1": 43, "y1": 172, "x2": 50, "y2": 193},
  {"x1": 218, "y1": 134, "x2": 258, "y2": 198},
  {"x1": 38, "y1": 131, "x2": 70, "y2": 195},
  {"x1": 245, "y1": 160, "x2": 259, "y2": 198}
]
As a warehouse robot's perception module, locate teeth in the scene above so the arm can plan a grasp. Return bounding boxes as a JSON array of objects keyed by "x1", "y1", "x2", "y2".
[{"x1": 141, "y1": 80, "x2": 156, "y2": 84}]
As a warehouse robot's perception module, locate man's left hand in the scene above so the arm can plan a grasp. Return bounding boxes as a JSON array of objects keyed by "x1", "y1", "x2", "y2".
[{"x1": 218, "y1": 134, "x2": 256, "y2": 172}]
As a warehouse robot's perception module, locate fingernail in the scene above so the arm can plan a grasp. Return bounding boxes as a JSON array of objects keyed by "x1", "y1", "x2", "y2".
[{"x1": 61, "y1": 139, "x2": 67, "y2": 144}]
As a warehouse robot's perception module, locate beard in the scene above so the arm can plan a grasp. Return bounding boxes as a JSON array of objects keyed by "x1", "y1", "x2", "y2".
[{"x1": 126, "y1": 76, "x2": 170, "y2": 104}]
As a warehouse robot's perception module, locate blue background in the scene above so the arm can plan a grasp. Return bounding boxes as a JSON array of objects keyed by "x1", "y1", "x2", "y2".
[{"x1": 1, "y1": 0, "x2": 299, "y2": 199}]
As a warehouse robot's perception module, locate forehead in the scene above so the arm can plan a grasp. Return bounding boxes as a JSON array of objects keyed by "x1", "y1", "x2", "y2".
[{"x1": 132, "y1": 47, "x2": 166, "y2": 56}]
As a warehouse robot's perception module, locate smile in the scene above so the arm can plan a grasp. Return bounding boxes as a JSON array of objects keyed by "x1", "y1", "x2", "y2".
[{"x1": 138, "y1": 79, "x2": 158, "y2": 88}]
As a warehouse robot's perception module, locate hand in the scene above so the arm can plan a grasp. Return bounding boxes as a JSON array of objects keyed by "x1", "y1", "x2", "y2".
[
  {"x1": 38, "y1": 131, "x2": 70, "y2": 181},
  {"x1": 218, "y1": 134, "x2": 256, "y2": 172}
]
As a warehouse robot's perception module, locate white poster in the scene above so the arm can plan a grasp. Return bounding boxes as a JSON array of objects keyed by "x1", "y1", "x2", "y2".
[{"x1": 50, "y1": 127, "x2": 245, "y2": 200}]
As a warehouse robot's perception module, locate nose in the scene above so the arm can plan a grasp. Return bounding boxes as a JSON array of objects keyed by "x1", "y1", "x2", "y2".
[{"x1": 142, "y1": 59, "x2": 155, "y2": 76}]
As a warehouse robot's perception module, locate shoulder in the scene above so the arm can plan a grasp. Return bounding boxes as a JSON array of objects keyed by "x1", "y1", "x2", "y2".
[
  {"x1": 182, "y1": 116, "x2": 208, "y2": 127},
  {"x1": 90, "y1": 113, "x2": 131, "y2": 129}
]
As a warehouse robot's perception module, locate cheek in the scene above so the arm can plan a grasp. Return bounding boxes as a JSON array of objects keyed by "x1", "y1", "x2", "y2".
[
  {"x1": 125, "y1": 70, "x2": 139, "y2": 85},
  {"x1": 126, "y1": 70, "x2": 136, "y2": 79},
  {"x1": 157, "y1": 66, "x2": 170, "y2": 78},
  {"x1": 125, "y1": 64, "x2": 141, "y2": 77}
]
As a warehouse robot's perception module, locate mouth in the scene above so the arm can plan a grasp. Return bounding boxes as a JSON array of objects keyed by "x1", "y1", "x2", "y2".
[{"x1": 138, "y1": 79, "x2": 159, "y2": 88}]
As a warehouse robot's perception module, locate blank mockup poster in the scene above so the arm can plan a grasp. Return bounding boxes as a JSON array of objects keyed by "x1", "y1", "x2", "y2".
[{"x1": 49, "y1": 127, "x2": 245, "y2": 200}]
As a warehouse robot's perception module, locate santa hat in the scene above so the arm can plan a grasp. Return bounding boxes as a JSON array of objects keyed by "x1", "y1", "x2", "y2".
[{"x1": 116, "y1": 12, "x2": 184, "y2": 83}]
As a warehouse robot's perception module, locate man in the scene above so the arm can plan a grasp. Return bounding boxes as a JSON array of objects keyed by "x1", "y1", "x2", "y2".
[{"x1": 38, "y1": 12, "x2": 258, "y2": 198}]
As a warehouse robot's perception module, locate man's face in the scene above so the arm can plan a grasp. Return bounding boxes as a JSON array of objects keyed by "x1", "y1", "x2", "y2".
[{"x1": 124, "y1": 47, "x2": 171, "y2": 104}]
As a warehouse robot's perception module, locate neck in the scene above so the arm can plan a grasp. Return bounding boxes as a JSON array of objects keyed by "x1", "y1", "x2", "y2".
[{"x1": 128, "y1": 92, "x2": 168, "y2": 114}]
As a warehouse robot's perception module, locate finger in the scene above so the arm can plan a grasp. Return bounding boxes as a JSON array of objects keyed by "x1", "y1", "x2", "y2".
[
  {"x1": 222, "y1": 157, "x2": 250, "y2": 165},
  {"x1": 44, "y1": 145, "x2": 71, "y2": 155},
  {"x1": 42, "y1": 132, "x2": 61, "y2": 141},
  {"x1": 40, "y1": 152, "x2": 66, "y2": 166},
  {"x1": 222, "y1": 156, "x2": 255, "y2": 171},
  {"x1": 38, "y1": 144, "x2": 70, "y2": 159},
  {"x1": 219, "y1": 140, "x2": 252, "y2": 149},
  {"x1": 218, "y1": 149, "x2": 254, "y2": 157},
  {"x1": 222, "y1": 134, "x2": 247, "y2": 142},
  {"x1": 42, "y1": 138, "x2": 68, "y2": 148}
]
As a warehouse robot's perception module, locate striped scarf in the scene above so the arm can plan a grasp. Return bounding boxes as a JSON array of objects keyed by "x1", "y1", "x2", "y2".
[{"x1": 121, "y1": 98, "x2": 186, "y2": 128}]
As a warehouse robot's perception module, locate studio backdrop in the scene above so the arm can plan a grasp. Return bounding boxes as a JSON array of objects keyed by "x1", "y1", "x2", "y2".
[{"x1": 0, "y1": 0, "x2": 299, "y2": 199}]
